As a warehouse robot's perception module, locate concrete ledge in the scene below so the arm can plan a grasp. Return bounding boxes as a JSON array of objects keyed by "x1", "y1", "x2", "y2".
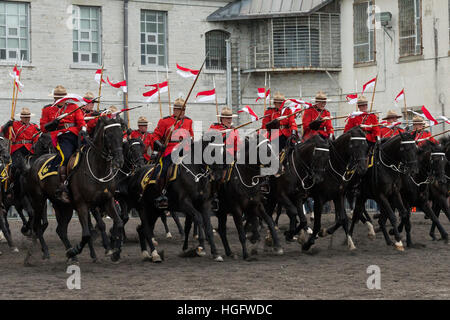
[
  {"x1": 0, "y1": 61, "x2": 34, "y2": 68},
  {"x1": 70, "y1": 64, "x2": 103, "y2": 70},
  {"x1": 353, "y1": 61, "x2": 377, "y2": 68},
  {"x1": 204, "y1": 69, "x2": 225, "y2": 74},
  {"x1": 398, "y1": 55, "x2": 424, "y2": 64},
  {"x1": 138, "y1": 66, "x2": 172, "y2": 73}
]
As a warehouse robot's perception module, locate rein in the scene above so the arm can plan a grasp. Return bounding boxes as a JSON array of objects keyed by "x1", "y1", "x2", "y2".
[
  {"x1": 84, "y1": 122, "x2": 122, "y2": 183},
  {"x1": 290, "y1": 145, "x2": 329, "y2": 190}
]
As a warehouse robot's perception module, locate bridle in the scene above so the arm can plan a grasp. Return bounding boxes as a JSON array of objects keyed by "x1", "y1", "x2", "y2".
[
  {"x1": 379, "y1": 139, "x2": 417, "y2": 174},
  {"x1": 85, "y1": 122, "x2": 122, "y2": 183},
  {"x1": 120, "y1": 140, "x2": 145, "y2": 176},
  {"x1": 290, "y1": 144, "x2": 329, "y2": 190},
  {"x1": 87, "y1": 122, "x2": 123, "y2": 161},
  {"x1": 328, "y1": 136, "x2": 367, "y2": 182}
]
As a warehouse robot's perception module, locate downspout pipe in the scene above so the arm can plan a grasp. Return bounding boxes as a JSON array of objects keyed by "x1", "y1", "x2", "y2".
[{"x1": 123, "y1": 0, "x2": 129, "y2": 127}]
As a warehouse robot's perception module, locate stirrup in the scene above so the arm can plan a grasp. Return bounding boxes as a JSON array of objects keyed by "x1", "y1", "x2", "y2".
[
  {"x1": 155, "y1": 189, "x2": 168, "y2": 209},
  {"x1": 211, "y1": 198, "x2": 219, "y2": 212}
]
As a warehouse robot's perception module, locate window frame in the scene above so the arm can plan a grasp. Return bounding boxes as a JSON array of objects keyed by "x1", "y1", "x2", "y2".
[
  {"x1": 140, "y1": 9, "x2": 167, "y2": 67},
  {"x1": 398, "y1": 0, "x2": 423, "y2": 58},
  {"x1": 72, "y1": 5, "x2": 102, "y2": 66},
  {"x1": 0, "y1": 1, "x2": 31, "y2": 62},
  {"x1": 353, "y1": 0, "x2": 376, "y2": 65},
  {"x1": 205, "y1": 29, "x2": 229, "y2": 71}
]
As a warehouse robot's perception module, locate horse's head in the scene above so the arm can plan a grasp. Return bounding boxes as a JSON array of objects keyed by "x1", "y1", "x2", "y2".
[
  {"x1": 240, "y1": 133, "x2": 279, "y2": 175},
  {"x1": 0, "y1": 135, "x2": 10, "y2": 164},
  {"x1": 93, "y1": 117, "x2": 124, "y2": 170},
  {"x1": 418, "y1": 141, "x2": 447, "y2": 184},
  {"x1": 124, "y1": 137, "x2": 146, "y2": 169},
  {"x1": 382, "y1": 131, "x2": 418, "y2": 175},
  {"x1": 308, "y1": 135, "x2": 330, "y2": 183},
  {"x1": 33, "y1": 132, "x2": 54, "y2": 156},
  {"x1": 339, "y1": 127, "x2": 369, "y2": 175},
  {"x1": 198, "y1": 131, "x2": 224, "y2": 182}
]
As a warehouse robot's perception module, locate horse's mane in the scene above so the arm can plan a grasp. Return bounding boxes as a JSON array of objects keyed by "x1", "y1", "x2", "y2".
[
  {"x1": 417, "y1": 140, "x2": 441, "y2": 156},
  {"x1": 439, "y1": 135, "x2": 450, "y2": 147}
]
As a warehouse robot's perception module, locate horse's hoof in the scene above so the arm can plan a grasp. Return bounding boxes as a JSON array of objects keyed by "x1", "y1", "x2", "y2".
[
  {"x1": 105, "y1": 249, "x2": 113, "y2": 257},
  {"x1": 11, "y1": 247, "x2": 19, "y2": 253},
  {"x1": 274, "y1": 247, "x2": 284, "y2": 255},
  {"x1": 394, "y1": 241, "x2": 404, "y2": 252},
  {"x1": 213, "y1": 255, "x2": 224, "y2": 262},
  {"x1": 111, "y1": 252, "x2": 121, "y2": 263},
  {"x1": 166, "y1": 232, "x2": 172, "y2": 239},
  {"x1": 347, "y1": 236, "x2": 356, "y2": 250},
  {"x1": 319, "y1": 228, "x2": 328, "y2": 237},
  {"x1": 250, "y1": 248, "x2": 258, "y2": 256},
  {"x1": 141, "y1": 250, "x2": 152, "y2": 262},
  {"x1": 193, "y1": 235, "x2": 199, "y2": 240},
  {"x1": 152, "y1": 238, "x2": 158, "y2": 246},
  {"x1": 306, "y1": 227, "x2": 313, "y2": 235},
  {"x1": 195, "y1": 247, "x2": 206, "y2": 257},
  {"x1": 151, "y1": 250, "x2": 162, "y2": 263},
  {"x1": 274, "y1": 226, "x2": 279, "y2": 231},
  {"x1": 388, "y1": 229, "x2": 395, "y2": 236},
  {"x1": 297, "y1": 230, "x2": 307, "y2": 246},
  {"x1": 264, "y1": 235, "x2": 273, "y2": 247},
  {"x1": 66, "y1": 248, "x2": 76, "y2": 259},
  {"x1": 368, "y1": 233, "x2": 376, "y2": 240}
]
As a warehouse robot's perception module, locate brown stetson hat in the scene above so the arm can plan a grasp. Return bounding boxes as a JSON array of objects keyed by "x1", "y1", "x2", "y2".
[
  {"x1": 218, "y1": 107, "x2": 237, "y2": 118},
  {"x1": 137, "y1": 116, "x2": 148, "y2": 126},
  {"x1": 357, "y1": 95, "x2": 368, "y2": 106},
  {"x1": 382, "y1": 110, "x2": 402, "y2": 120},
  {"x1": 173, "y1": 97, "x2": 186, "y2": 109},
  {"x1": 49, "y1": 85, "x2": 67, "y2": 98}
]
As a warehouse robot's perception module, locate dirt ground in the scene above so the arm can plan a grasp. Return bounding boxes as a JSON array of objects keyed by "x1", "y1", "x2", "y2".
[{"x1": 0, "y1": 212, "x2": 449, "y2": 300}]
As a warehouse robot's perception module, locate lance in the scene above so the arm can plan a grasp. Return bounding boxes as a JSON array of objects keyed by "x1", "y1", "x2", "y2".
[
  {"x1": 263, "y1": 73, "x2": 267, "y2": 113},
  {"x1": 369, "y1": 75, "x2": 378, "y2": 113},
  {"x1": 166, "y1": 64, "x2": 172, "y2": 114},
  {"x1": 213, "y1": 75, "x2": 219, "y2": 122},
  {"x1": 97, "y1": 63, "x2": 105, "y2": 111},
  {"x1": 156, "y1": 70, "x2": 163, "y2": 119},
  {"x1": 123, "y1": 64, "x2": 130, "y2": 128},
  {"x1": 156, "y1": 53, "x2": 208, "y2": 162},
  {"x1": 427, "y1": 129, "x2": 450, "y2": 140}
]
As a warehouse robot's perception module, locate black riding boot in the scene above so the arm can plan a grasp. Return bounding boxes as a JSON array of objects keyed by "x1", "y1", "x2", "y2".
[
  {"x1": 154, "y1": 176, "x2": 169, "y2": 209},
  {"x1": 55, "y1": 166, "x2": 70, "y2": 204}
]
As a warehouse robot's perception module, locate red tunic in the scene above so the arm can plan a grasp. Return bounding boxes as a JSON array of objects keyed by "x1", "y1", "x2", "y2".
[
  {"x1": 4, "y1": 121, "x2": 39, "y2": 154},
  {"x1": 40, "y1": 103, "x2": 86, "y2": 136},
  {"x1": 302, "y1": 106, "x2": 334, "y2": 140},
  {"x1": 414, "y1": 130, "x2": 438, "y2": 146},
  {"x1": 153, "y1": 115, "x2": 194, "y2": 157},
  {"x1": 208, "y1": 123, "x2": 241, "y2": 156},
  {"x1": 261, "y1": 107, "x2": 297, "y2": 140},
  {"x1": 379, "y1": 126, "x2": 404, "y2": 138},
  {"x1": 130, "y1": 130, "x2": 154, "y2": 161},
  {"x1": 344, "y1": 113, "x2": 380, "y2": 143}
]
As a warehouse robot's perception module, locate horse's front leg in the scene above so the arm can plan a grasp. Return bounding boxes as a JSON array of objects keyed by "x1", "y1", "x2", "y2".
[
  {"x1": 378, "y1": 193, "x2": 403, "y2": 251},
  {"x1": 66, "y1": 203, "x2": 91, "y2": 259},
  {"x1": 104, "y1": 197, "x2": 124, "y2": 262},
  {"x1": 182, "y1": 199, "x2": 206, "y2": 256},
  {"x1": 201, "y1": 200, "x2": 222, "y2": 261}
]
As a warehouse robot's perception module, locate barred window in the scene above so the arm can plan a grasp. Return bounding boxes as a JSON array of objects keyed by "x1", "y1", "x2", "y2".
[
  {"x1": 399, "y1": 0, "x2": 422, "y2": 57},
  {"x1": 205, "y1": 30, "x2": 229, "y2": 70},
  {"x1": 0, "y1": 1, "x2": 30, "y2": 61},
  {"x1": 140, "y1": 10, "x2": 167, "y2": 67},
  {"x1": 353, "y1": 1, "x2": 375, "y2": 63},
  {"x1": 72, "y1": 6, "x2": 101, "y2": 64},
  {"x1": 272, "y1": 14, "x2": 341, "y2": 69}
]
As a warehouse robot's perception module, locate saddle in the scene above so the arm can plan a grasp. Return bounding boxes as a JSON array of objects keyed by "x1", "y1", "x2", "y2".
[
  {"x1": 38, "y1": 148, "x2": 83, "y2": 181},
  {"x1": 140, "y1": 162, "x2": 178, "y2": 190},
  {"x1": 0, "y1": 162, "x2": 11, "y2": 190}
]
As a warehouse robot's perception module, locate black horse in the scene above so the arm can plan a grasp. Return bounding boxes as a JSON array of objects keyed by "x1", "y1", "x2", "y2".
[
  {"x1": 265, "y1": 134, "x2": 331, "y2": 251},
  {"x1": 0, "y1": 135, "x2": 14, "y2": 253},
  {"x1": 26, "y1": 117, "x2": 125, "y2": 262},
  {"x1": 210, "y1": 133, "x2": 282, "y2": 260},
  {"x1": 428, "y1": 136, "x2": 450, "y2": 240},
  {"x1": 346, "y1": 132, "x2": 419, "y2": 251},
  {"x1": 129, "y1": 138, "x2": 222, "y2": 262},
  {"x1": 299, "y1": 127, "x2": 369, "y2": 251},
  {"x1": 391, "y1": 140, "x2": 448, "y2": 246},
  {"x1": 4, "y1": 132, "x2": 55, "y2": 238}
]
